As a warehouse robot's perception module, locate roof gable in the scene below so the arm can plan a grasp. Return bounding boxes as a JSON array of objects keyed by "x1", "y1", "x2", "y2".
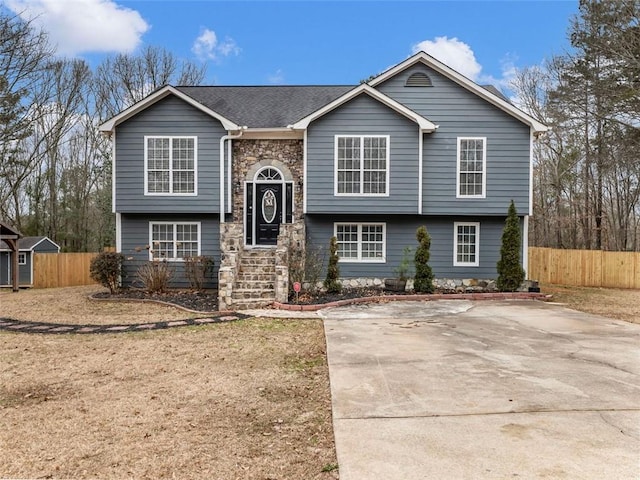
[
  {"x1": 99, "y1": 85, "x2": 241, "y2": 133},
  {"x1": 368, "y1": 51, "x2": 548, "y2": 133},
  {"x1": 291, "y1": 84, "x2": 437, "y2": 132}
]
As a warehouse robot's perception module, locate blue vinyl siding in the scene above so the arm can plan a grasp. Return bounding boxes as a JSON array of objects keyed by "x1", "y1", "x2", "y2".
[
  {"x1": 306, "y1": 214, "x2": 515, "y2": 279},
  {"x1": 306, "y1": 93, "x2": 420, "y2": 214},
  {"x1": 120, "y1": 213, "x2": 220, "y2": 288},
  {"x1": 115, "y1": 95, "x2": 226, "y2": 214},
  {"x1": 376, "y1": 64, "x2": 531, "y2": 215}
]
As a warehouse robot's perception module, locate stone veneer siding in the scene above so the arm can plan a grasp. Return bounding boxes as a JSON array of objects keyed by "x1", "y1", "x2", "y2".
[{"x1": 232, "y1": 139, "x2": 304, "y2": 223}]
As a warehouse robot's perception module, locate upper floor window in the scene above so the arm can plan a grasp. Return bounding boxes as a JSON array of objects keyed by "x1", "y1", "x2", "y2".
[
  {"x1": 335, "y1": 222, "x2": 386, "y2": 263},
  {"x1": 335, "y1": 135, "x2": 389, "y2": 196},
  {"x1": 457, "y1": 137, "x2": 486, "y2": 198},
  {"x1": 145, "y1": 136, "x2": 197, "y2": 195},
  {"x1": 454, "y1": 222, "x2": 479, "y2": 266},
  {"x1": 149, "y1": 222, "x2": 200, "y2": 261}
]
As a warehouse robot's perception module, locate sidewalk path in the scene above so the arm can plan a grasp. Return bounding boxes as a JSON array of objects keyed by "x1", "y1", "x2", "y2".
[{"x1": 0, "y1": 313, "x2": 249, "y2": 334}]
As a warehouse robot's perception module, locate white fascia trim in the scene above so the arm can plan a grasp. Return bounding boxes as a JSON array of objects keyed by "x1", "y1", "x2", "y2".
[
  {"x1": 241, "y1": 128, "x2": 303, "y2": 140},
  {"x1": 99, "y1": 85, "x2": 240, "y2": 133},
  {"x1": 368, "y1": 52, "x2": 548, "y2": 134},
  {"x1": 291, "y1": 84, "x2": 437, "y2": 132}
]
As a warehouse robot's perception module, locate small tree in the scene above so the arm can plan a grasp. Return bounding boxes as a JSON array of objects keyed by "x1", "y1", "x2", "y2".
[
  {"x1": 184, "y1": 255, "x2": 215, "y2": 291},
  {"x1": 90, "y1": 251, "x2": 124, "y2": 294},
  {"x1": 414, "y1": 226, "x2": 435, "y2": 293},
  {"x1": 324, "y1": 236, "x2": 341, "y2": 294},
  {"x1": 497, "y1": 200, "x2": 526, "y2": 292}
]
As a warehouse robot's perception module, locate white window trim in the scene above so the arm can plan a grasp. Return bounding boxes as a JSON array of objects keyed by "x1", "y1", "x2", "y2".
[
  {"x1": 17, "y1": 252, "x2": 27, "y2": 265},
  {"x1": 148, "y1": 221, "x2": 201, "y2": 262},
  {"x1": 453, "y1": 221, "x2": 480, "y2": 267},
  {"x1": 334, "y1": 222, "x2": 386, "y2": 263},
  {"x1": 334, "y1": 135, "x2": 390, "y2": 197},
  {"x1": 144, "y1": 136, "x2": 198, "y2": 196},
  {"x1": 456, "y1": 137, "x2": 486, "y2": 199}
]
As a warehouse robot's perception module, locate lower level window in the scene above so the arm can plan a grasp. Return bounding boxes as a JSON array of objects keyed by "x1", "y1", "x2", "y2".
[
  {"x1": 454, "y1": 222, "x2": 479, "y2": 266},
  {"x1": 149, "y1": 222, "x2": 200, "y2": 260},
  {"x1": 335, "y1": 223, "x2": 385, "y2": 262}
]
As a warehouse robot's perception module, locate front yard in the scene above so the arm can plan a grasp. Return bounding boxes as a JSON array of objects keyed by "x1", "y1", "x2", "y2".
[{"x1": 0, "y1": 287, "x2": 337, "y2": 479}]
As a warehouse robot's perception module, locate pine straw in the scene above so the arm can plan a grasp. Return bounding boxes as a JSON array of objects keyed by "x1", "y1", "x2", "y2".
[
  {"x1": 0, "y1": 318, "x2": 338, "y2": 479},
  {"x1": 541, "y1": 283, "x2": 640, "y2": 324}
]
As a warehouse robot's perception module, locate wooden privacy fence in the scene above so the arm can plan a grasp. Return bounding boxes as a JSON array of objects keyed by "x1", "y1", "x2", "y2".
[
  {"x1": 528, "y1": 247, "x2": 640, "y2": 289},
  {"x1": 33, "y1": 252, "x2": 99, "y2": 288}
]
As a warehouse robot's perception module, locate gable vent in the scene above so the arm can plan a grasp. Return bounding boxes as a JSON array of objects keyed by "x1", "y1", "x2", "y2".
[{"x1": 405, "y1": 72, "x2": 433, "y2": 87}]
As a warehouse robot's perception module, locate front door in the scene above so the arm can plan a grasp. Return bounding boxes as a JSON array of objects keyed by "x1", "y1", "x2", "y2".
[{"x1": 255, "y1": 183, "x2": 282, "y2": 245}]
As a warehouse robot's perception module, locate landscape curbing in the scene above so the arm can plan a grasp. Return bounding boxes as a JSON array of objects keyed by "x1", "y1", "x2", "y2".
[{"x1": 272, "y1": 292, "x2": 551, "y2": 311}]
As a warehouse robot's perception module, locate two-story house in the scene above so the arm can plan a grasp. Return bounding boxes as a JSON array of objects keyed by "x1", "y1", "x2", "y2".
[{"x1": 99, "y1": 51, "x2": 547, "y2": 309}]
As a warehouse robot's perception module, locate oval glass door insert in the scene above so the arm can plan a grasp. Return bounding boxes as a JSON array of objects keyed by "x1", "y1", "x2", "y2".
[{"x1": 262, "y1": 189, "x2": 277, "y2": 223}]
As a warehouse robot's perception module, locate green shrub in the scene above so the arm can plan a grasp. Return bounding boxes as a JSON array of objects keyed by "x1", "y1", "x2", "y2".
[
  {"x1": 90, "y1": 251, "x2": 124, "y2": 294},
  {"x1": 496, "y1": 200, "x2": 526, "y2": 292},
  {"x1": 414, "y1": 226, "x2": 435, "y2": 293},
  {"x1": 323, "y1": 236, "x2": 341, "y2": 294}
]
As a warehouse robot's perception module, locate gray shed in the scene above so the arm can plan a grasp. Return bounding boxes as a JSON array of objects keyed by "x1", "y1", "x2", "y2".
[{"x1": 0, "y1": 236, "x2": 61, "y2": 287}]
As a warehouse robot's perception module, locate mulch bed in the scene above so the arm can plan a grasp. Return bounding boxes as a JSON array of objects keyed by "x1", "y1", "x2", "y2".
[{"x1": 93, "y1": 289, "x2": 219, "y2": 312}]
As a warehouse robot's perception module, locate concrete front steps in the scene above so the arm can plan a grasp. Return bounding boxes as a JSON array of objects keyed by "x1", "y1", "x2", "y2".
[{"x1": 232, "y1": 248, "x2": 277, "y2": 309}]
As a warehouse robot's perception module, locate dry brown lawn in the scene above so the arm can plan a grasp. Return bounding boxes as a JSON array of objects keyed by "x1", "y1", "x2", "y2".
[
  {"x1": 0, "y1": 287, "x2": 337, "y2": 479},
  {"x1": 541, "y1": 283, "x2": 640, "y2": 324}
]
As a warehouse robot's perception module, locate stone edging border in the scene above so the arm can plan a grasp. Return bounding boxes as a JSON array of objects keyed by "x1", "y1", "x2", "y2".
[
  {"x1": 88, "y1": 293, "x2": 219, "y2": 315},
  {"x1": 272, "y1": 292, "x2": 551, "y2": 311}
]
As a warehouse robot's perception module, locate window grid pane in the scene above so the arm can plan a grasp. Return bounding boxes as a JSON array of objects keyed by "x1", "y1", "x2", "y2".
[
  {"x1": 147, "y1": 137, "x2": 195, "y2": 194},
  {"x1": 456, "y1": 224, "x2": 477, "y2": 264},
  {"x1": 152, "y1": 224, "x2": 174, "y2": 259},
  {"x1": 336, "y1": 225, "x2": 358, "y2": 259},
  {"x1": 337, "y1": 136, "x2": 387, "y2": 195},
  {"x1": 459, "y1": 138, "x2": 484, "y2": 196},
  {"x1": 361, "y1": 225, "x2": 384, "y2": 259},
  {"x1": 151, "y1": 223, "x2": 199, "y2": 260}
]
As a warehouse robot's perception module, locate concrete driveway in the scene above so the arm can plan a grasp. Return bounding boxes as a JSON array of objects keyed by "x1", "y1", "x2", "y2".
[{"x1": 319, "y1": 300, "x2": 640, "y2": 479}]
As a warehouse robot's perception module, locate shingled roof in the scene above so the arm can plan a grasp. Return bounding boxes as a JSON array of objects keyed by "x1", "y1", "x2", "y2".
[{"x1": 175, "y1": 85, "x2": 355, "y2": 128}]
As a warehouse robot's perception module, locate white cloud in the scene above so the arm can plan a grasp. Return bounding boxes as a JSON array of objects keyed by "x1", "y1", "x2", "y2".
[
  {"x1": 192, "y1": 28, "x2": 240, "y2": 62},
  {"x1": 267, "y1": 69, "x2": 284, "y2": 85},
  {"x1": 412, "y1": 36, "x2": 482, "y2": 81},
  {"x1": 6, "y1": 0, "x2": 149, "y2": 56}
]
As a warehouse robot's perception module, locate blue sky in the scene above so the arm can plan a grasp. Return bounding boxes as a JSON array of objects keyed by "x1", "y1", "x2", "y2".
[{"x1": 6, "y1": 0, "x2": 579, "y2": 91}]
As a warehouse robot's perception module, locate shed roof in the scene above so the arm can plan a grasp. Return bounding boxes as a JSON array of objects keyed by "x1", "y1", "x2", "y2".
[{"x1": 0, "y1": 236, "x2": 60, "y2": 252}]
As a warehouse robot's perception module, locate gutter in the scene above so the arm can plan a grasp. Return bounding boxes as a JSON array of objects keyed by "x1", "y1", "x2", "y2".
[{"x1": 220, "y1": 128, "x2": 246, "y2": 223}]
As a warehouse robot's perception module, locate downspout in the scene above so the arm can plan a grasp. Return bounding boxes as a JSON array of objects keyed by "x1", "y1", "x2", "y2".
[{"x1": 220, "y1": 128, "x2": 246, "y2": 223}]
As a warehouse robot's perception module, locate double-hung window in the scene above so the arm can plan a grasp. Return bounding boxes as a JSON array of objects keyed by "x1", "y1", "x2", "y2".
[
  {"x1": 454, "y1": 222, "x2": 480, "y2": 267},
  {"x1": 457, "y1": 137, "x2": 486, "y2": 198},
  {"x1": 145, "y1": 136, "x2": 197, "y2": 195},
  {"x1": 17, "y1": 253, "x2": 27, "y2": 265},
  {"x1": 335, "y1": 135, "x2": 389, "y2": 195},
  {"x1": 335, "y1": 223, "x2": 386, "y2": 262},
  {"x1": 149, "y1": 222, "x2": 200, "y2": 260}
]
